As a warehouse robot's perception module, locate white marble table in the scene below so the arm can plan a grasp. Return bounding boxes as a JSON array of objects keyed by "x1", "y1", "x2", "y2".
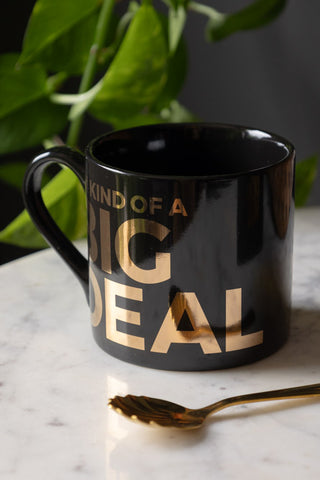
[{"x1": 1, "y1": 207, "x2": 320, "y2": 480}]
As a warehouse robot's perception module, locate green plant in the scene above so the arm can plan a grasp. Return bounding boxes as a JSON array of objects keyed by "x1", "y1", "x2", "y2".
[{"x1": 0, "y1": 0, "x2": 317, "y2": 249}]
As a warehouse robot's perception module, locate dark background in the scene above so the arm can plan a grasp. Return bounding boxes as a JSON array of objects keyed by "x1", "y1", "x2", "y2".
[{"x1": 0, "y1": 0, "x2": 319, "y2": 264}]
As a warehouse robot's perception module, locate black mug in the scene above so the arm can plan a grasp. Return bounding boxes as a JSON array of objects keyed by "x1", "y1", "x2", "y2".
[{"x1": 23, "y1": 123, "x2": 295, "y2": 370}]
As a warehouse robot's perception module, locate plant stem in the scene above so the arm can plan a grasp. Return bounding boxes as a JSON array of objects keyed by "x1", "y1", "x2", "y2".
[
  {"x1": 67, "y1": 0, "x2": 115, "y2": 147},
  {"x1": 51, "y1": 80, "x2": 103, "y2": 106},
  {"x1": 188, "y1": 1, "x2": 224, "y2": 21}
]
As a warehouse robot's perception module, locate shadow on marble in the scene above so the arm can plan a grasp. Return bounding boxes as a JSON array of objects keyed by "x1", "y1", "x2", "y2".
[
  {"x1": 161, "y1": 307, "x2": 320, "y2": 388},
  {"x1": 254, "y1": 307, "x2": 320, "y2": 372}
]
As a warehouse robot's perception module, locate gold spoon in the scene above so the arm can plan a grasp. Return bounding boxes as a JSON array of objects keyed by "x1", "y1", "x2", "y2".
[{"x1": 108, "y1": 383, "x2": 320, "y2": 429}]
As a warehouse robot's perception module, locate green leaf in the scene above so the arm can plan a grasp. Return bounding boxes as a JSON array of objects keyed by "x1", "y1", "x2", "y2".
[
  {"x1": 152, "y1": 31, "x2": 188, "y2": 111},
  {"x1": 36, "y1": 10, "x2": 119, "y2": 75},
  {"x1": 0, "y1": 161, "x2": 51, "y2": 190},
  {"x1": 168, "y1": 5, "x2": 187, "y2": 55},
  {"x1": 111, "y1": 101, "x2": 197, "y2": 130},
  {"x1": 37, "y1": 12, "x2": 98, "y2": 75},
  {"x1": 0, "y1": 162, "x2": 28, "y2": 189},
  {"x1": 0, "y1": 98, "x2": 68, "y2": 154},
  {"x1": 0, "y1": 53, "x2": 68, "y2": 153},
  {"x1": 0, "y1": 168, "x2": 87, "y2": 249},
  {"x1": 89, "y1": 4, "x2": 168, "y2": 124},
  {"x1": 206, "y1": 0, "x2": 287, "y2": 42},
  {"x1": 295, "y1": 155, "x2": 318, "y2": 207},
  {"x1": 160, "y1": 100, "x2": 198, "y2": 123},
  {"x1": 19, "y1": 0, "x2": 101, "y2": 66},
  {"x1": 0, "y1": 53, "x2": 47, "y2": 120}
]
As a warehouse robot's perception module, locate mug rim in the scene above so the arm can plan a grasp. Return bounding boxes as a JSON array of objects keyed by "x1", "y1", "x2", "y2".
[{"x1": 85, "y1": 122, "x2": 295, "y2": 180}]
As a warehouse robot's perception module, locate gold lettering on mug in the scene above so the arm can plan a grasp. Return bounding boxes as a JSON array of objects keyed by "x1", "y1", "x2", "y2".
[
  {"x1": 100, "y1": 208, "x2": 112, "y2": 274},
  {"x1": 169, "y1": 198, "x2": 188, "y2": 216},
  {"x1": 130, "y1": 195, "x2": 148, "y2": 214},
  {"x1": 105, "y1": 278, "x2": 144, "y2": 350},
  {"x1": 89, "y1": 180, "x2": 97, "y2": 201},
  {"x1": 89, "y1": 182, "x2": 191, "y2": 218},
  {"x1": 89, "y1": 203, "x2": 98, "y2": 262},
  {"x1": 89, "y1": 266, "x2": 102, "y2": 327},
  {"x1": 151, "y1": 292, "x2": 221, "y2": 354},
  {"x1": 100, "y1": 186, "x2": 111, "y2": 207},
  {"x1": 225, "y1": 288, "x2": 263, "y2": 351},
  {"x1": 112, "y1": 190, "x2": 125, "y2": 209},
  {"x1": 115, "y1": 219, "x2": 171, "y2": 284},
  {"x1": 149, "y1": 197, "x2": 163, "y2": 215}
]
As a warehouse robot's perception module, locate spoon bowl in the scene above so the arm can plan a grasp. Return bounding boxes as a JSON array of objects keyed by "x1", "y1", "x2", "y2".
[
  {"x1": 108, "y1": 383, "x2": 320, "y2": 430},
  {"x1": 109, "y1": 394, "x2": 206, "y2": 429}
]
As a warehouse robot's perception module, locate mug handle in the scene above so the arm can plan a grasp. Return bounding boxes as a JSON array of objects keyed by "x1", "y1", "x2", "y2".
[{"x1": 23, "y1": 146, "x2": 89, "y2": 302}]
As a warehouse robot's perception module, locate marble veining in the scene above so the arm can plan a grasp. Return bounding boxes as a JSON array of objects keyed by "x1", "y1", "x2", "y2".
[{"x1": 0, "y1": 207, "x2": 320, "y2": 479}]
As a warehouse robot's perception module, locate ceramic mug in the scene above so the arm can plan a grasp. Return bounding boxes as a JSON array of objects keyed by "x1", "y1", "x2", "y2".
[{"x1": 23, "y1": 123, "x2": 295, "y2": 370}]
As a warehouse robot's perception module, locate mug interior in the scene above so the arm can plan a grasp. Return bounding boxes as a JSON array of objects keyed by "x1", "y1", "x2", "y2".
[{"x1": 89, "y1": 123, "x2": 294, "y2": 178}]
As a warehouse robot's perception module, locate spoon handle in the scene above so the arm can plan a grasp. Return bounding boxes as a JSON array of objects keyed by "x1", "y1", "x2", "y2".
[{"x1": 205, "y1": 383, "x2": 320, "y2": 415}]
